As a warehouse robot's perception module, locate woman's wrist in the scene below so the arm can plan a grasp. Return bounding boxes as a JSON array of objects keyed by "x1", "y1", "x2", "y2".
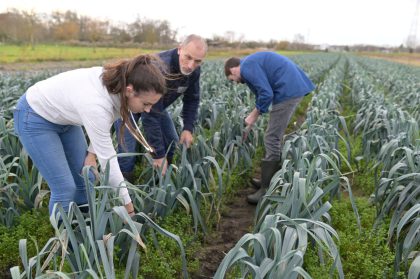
[{"x1": 125, "y1": 203, "x2": 135, "y2": 215}]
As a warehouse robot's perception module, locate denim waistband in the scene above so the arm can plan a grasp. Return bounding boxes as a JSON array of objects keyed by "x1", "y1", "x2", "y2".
[{"x1": 15, "y1": 93, "x2": 31, "y2": 110}]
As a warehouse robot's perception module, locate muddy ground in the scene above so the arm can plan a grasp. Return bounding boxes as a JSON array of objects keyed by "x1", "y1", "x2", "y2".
[{"x1": 191, "y1": 186, "x2": 256, "y2": 278}]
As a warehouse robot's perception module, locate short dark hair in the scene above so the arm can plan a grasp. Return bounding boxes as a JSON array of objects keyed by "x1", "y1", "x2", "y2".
[{"x1": 224, "y1": 57, "x2": 240, "y2": 77}]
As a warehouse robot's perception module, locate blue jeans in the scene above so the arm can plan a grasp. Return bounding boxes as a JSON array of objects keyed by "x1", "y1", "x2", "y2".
[
  {"x1": 114, "y1": 110, "x2": 179, "y2": 173},
  {"x1": 13, "y1": 94, "x2": 94, "y2": 215}
]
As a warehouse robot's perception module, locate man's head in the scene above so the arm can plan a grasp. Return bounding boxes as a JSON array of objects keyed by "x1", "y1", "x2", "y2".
[
  {"x1": 178, "y1": 34, "x2": 208, "y2": 75},
  {"x1": 224, "y1": 57, "x2": 242, "y2": 83}
]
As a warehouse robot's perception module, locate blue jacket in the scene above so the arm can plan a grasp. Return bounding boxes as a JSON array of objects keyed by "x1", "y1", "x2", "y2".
[
  {"x1": 240, "y1": 52, "x2": 315, "y2": 113},
  {"x1": 141, "y1": 48, "x2": 201, "y2": 158}
]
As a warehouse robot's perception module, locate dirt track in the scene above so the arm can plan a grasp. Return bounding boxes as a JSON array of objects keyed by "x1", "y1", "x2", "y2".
[{"x1": 192, "y1": 187, "x2": 256, "y2": 278}]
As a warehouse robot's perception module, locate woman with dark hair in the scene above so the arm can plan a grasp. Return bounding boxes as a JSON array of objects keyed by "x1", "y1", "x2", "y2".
[{"x1": 13, "y1": 54, "x2": 166, "y2": 217}]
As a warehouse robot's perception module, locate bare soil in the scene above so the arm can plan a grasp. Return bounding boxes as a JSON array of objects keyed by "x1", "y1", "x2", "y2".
[
  {"x1": 191, "y1": 186, "x2": 256, "y2": 278},
  {"x1": 362, "y1": 53, "x2": 420, "y2": 67}
]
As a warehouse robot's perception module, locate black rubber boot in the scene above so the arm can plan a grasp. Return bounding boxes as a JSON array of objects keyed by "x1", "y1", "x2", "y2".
[
  {"x1": 247, "y1": 160, "x2": 280, "y2": 205},
  {"x1": 122, "y1": 171, "x2": 135, "y2": 184},
  {"x1": 250, "y1": 158, "x2": 281, "y2": 188},
  {"x1": 250, "y1": 178, "x2": 261, "y2": 189}
]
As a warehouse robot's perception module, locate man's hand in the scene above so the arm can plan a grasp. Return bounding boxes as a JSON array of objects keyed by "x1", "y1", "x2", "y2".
[
  {"x1": 153, "y1": 157, "x2": 168, "y2": 176},
  {"x1": 179, "y1": 130, "x2": 193, "y2": 148},
  {"x1": 244, "y1": 108, "x2": 260, "y2": 128},
  {"x1": 242, "y1": 125, "x2": 252, "y2": 142}
]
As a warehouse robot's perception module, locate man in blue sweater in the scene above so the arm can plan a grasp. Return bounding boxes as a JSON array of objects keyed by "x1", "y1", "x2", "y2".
[
  {"x1": 115, "y1": 34, "x2": 207, "y2": 181},
  {"x1": 224, "y1": 52, "x2": 315, "y2": 204}
]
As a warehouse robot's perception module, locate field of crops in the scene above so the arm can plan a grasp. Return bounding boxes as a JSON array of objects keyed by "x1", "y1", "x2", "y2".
[{"x1": 0, "y1": 53, "x2": 419, "y2": 278}]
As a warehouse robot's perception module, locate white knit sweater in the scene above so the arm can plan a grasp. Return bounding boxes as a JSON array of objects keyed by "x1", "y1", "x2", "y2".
[{"x1": 26, "y1": 67, "x2": 131, "y2": 205}]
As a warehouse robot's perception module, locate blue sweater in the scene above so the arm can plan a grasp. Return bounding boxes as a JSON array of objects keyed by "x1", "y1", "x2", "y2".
[
  {"x1": 141, "y1": 48, "x2": 201, "y2": 158},
  {"x1": 240, "y1": 52, "x2": 315, "y2": 113}
]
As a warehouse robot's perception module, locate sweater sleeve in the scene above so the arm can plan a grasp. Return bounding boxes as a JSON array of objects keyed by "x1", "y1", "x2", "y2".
[
  {"x1": 242, "y1": 64, "x2": 274, "y2": 113},
  {"x1": 80, "y1": 104, "x2": 131, "y2": 205},
  {"x1": 141, "y1": 100, "x2": 167, "y2": 159},
  {"x1": 181, "y1": 71, "x2": 200, "y2": 132}
]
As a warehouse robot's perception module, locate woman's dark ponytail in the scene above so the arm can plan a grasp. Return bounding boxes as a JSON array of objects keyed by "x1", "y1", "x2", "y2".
[{"x1": 102, "y1": 54, "x2": 166, "y2": 153}]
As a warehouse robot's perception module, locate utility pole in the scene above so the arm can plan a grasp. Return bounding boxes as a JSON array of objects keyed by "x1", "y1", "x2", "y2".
[{"x1": 407, "y1": 0, "x2": 420, "y2": 52}]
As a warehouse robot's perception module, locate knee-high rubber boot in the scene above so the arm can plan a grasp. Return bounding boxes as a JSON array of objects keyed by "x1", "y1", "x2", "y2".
[
  {"x1": 250, "y1": 158, "x2": 282, "y2": 189},
  {"x1": 250, "y1": 177, "x2": 262, "y2": 189},
  {"x1": 247, "y1": 160, "x2": 280, "y2": 205}
]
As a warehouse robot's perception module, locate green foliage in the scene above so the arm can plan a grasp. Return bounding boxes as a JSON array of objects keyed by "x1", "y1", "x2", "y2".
[
  {"x1": 352, "y1": 164, "x2": 377, "y2": 196},
  {"x1": 304, "y1": 248, "x2": 334, "y2": 279},
  {"x1": 304, "y1": 198, "x2": 401, "y2": 278},
  {"x1": 125, "y1": 212, "x2": 201, "y2": 279},
  {"x1": 220, "y1": 145, "x2": 263, "y2": 203},
  {"x1": 220, "y1": 167, "x2": 251, "y2": 202},
  {"x1": 128, "y1": 146, "x2": 254, "y2": 278},
  {"x1": 342, "y1": 132, "x2": 377, "y2": 196},
  {"x1": 345, "y1": 132, "x2": 377, "y2": 196},
  {"x1": 0, "y1": 209, "x2": 52, "y2": 277}
]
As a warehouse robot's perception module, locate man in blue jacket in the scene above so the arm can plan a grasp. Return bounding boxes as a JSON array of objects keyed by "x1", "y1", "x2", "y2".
[
  {"x1": 115, "y1": 34, "x2": 207, "y2": 181},
  {"x1": 224, "y1": 52, "x2": 315, "y2": 204}
]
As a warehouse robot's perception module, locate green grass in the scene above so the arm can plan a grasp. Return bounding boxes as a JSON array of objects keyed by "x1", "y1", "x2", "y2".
[
  {"x1": 0, "y1": 208, "x2": 53, "y2": 277},
  {"x1": 0, "y1": 44, "x2": 315, "y2": 64},
  {"x1": 0, "y1": 44, "x2": 158, "y2": 64},
  {"x1": 304, "y1": 198, "x2": 402, "y2": 279},
  {"x1": 134, "y1": 213, "x2": 201, "y2": 279}
]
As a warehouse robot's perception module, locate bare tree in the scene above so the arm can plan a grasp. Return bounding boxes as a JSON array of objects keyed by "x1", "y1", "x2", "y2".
[
  {"x1": 80, "y1": 16, "x2": 109, "y2": 43},
  {"x1": 109, "y1": 23, "x2": 131, "y2": 43},
  {"x1": 129, "y1": 17, "x2": 176, "y2": 45},
  {"x1": 49, "y1": 11, "x2": 80, "y2": 41}
]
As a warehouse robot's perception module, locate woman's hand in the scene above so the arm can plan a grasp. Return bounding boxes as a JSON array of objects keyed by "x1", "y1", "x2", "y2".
[
  {"x1": 84, "y1": 151, "x2": 99, "y2": 180},
  {"x1": 124, "y1": 202, "x2": 135, "y2": 217},
  {"x1": 84, "y1": 151, "x2": 98, "y2": 168}
]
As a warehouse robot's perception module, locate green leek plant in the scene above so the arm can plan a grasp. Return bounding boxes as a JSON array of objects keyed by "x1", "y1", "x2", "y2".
[{"x1": 215, "y1": 214, "x2": 343, "y2": 279}]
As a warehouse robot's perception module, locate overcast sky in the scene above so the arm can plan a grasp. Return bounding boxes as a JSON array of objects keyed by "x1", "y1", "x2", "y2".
[{"x1": 1, "y1": 0, "x2": 419, "y2": 46}]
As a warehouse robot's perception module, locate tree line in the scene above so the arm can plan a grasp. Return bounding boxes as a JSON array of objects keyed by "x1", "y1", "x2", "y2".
[
  {"x1": 0, "y1": 8, "x2": 316, "y2": 50},
  {"x1": 1, "y1": 9, "x2": 414, "y2": 53},
  {"x1": 0, "y1": 9, "x2": 177, "y2": 46}
]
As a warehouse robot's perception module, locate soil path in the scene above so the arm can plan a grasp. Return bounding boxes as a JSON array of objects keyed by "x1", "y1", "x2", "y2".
[{"x1": 191, "y1": 186, "x2": 256, "y2": 278}]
